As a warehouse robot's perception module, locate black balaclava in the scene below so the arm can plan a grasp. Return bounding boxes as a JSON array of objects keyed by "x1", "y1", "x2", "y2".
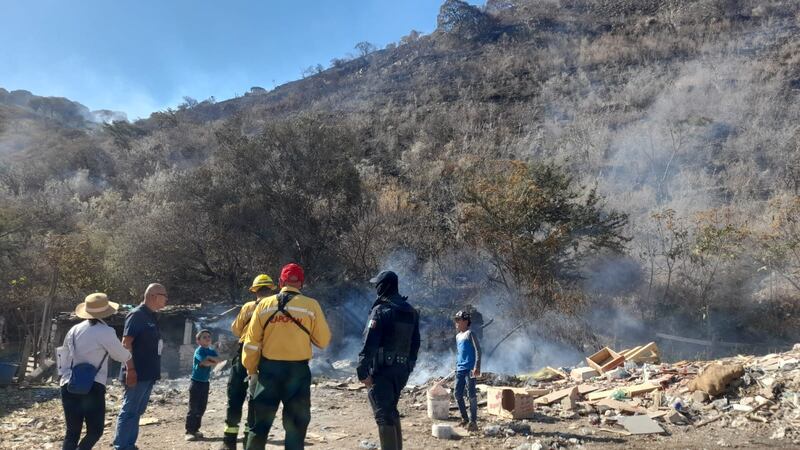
[{"x1": 371, "y1": 270, "x2": 399, "y2": 299}]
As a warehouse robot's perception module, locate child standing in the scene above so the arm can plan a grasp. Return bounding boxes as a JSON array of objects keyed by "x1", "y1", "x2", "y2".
[
  {"x1": 185, "y1": 329, "x2": 221, "y2": 441},
  {"x1": 454, "y1": 311, "x2": 481, "y2": 431},
  {"x1": 453, "y1": 310, "x2": 481, "y2": 431}
]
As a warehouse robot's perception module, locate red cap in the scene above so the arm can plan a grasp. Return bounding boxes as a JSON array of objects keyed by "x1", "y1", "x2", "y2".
[{"x1": 279, "y1": 263, "x2": 305, "y2": 287}]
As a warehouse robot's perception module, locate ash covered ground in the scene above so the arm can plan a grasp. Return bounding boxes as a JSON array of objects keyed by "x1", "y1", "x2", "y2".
[{"x1": 3, "y1": 344, "x2": 800, "y2": 450}]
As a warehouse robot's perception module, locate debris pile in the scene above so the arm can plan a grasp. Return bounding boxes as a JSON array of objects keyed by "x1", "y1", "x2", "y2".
[{"x1": 413, "y1": 342, "x2": 800, "y2": 446}]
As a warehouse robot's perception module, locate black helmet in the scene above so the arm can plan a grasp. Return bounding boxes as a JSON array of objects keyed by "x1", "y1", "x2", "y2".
[{"x1": 454, "y1": 310, "x2": 471, "y2": 321}]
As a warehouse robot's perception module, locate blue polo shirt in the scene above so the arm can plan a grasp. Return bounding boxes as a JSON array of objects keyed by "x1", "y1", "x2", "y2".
[
  {"x1": 119, "y1": 304, "x2": 162, "y2": 382},
  {"x1": 191, "y1": 346, "x2": 219, "y2": 382}
]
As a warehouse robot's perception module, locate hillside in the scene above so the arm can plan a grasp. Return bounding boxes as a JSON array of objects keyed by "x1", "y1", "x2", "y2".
[{"x1": 3, "y1": 0, "x2": 800, "y2": 356}]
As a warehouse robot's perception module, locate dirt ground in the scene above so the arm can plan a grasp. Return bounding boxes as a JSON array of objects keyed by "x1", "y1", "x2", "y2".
[{"x1": 0, "y1": 376, "x2": 792, "y2": 450}]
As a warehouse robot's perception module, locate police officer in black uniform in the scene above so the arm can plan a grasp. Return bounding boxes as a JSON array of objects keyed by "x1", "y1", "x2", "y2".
[{"x1": 357, "y1": 270, "x2": 421, "y2": 450}]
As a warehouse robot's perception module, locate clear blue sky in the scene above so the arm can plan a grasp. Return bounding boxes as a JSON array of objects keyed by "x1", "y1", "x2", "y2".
[{"x1": 0, "y1": 0, "x2": 482, "y2": 120}]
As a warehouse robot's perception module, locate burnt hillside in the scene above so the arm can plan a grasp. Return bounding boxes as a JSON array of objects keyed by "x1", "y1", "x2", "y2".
[{"x1": 3, "y1": 0, "x2": 800, "y2": 353}]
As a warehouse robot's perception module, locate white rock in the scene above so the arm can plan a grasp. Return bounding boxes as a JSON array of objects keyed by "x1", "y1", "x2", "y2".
[
  {"x1": 484, "y1": 425, "x2": 503, "y2": 437},
  {"x1": 431, "y1": 423, "x2": 453, "y2": 439},
  {"x1": 771, "y1": 427, "x2": 788, "y2": 440}
]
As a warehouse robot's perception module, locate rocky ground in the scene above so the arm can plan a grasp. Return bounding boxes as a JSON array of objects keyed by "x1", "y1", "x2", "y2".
[{"x1": 3, "y1": 347, "x2": 800, "y2": 450}]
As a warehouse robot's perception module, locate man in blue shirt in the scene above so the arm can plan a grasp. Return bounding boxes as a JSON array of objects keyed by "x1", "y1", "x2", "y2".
[
  {"x1": 113, "y1": 283, "x2": 168, "y2": 450},
  {"x1": 185, "y1": 329, "x2": 220, "y2": 441}
]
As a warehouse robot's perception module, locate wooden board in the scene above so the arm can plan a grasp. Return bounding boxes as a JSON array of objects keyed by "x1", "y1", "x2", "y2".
[
  {"x1": 578, "y1": 384, "x2": 601, "y2": 395},
  {"x1": 534, "y1": 386, "x2": 578, "y2": 405},
  {"x1": 587, "y1": 388, "x2": 618, "y2": 401},
  {"x1": 595, "y1": 398, "x2": 647, "y2": 415},
  {"x1": 626, "y1": 383, "x2": 659, "y2": 397}
]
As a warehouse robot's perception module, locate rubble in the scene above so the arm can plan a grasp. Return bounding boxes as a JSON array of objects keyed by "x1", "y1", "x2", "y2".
[
  {"x1": 437, "y1": 343, "x2": 800, "y2": 441},
  {"x1": 6, "y1": 343, "x2": 800, "y2": 448}
]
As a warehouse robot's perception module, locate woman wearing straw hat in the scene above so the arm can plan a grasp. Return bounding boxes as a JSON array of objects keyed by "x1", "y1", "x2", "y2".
[{"x1": 58, "y1": 293, "x2": 132, "y2": 450}]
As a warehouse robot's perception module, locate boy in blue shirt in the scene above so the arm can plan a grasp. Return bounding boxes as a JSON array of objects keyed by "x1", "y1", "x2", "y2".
[
  {"x1": 185, "y1": 329, "x2": 221, "y2": 441},
  {"x1": 453, "y1": 310, "x2": 481, "y2": 431}
]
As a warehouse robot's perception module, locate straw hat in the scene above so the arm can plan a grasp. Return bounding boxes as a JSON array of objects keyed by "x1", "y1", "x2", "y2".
[{"x1": 75, "y1": 293, "x2": 119, "y2": 319}]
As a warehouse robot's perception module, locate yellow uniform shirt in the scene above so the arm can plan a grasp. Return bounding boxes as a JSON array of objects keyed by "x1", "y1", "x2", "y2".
[
  {"x1": 242, "y1": 286, "x2": 331, "y2": 374},
  {"x1": 231, "y1": 300, "x2": 258, "y2": 343}
]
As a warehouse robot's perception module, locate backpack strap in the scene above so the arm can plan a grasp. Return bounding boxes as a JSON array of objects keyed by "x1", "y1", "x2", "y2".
[
  {"x1": 260, "y1": 292, "x2": 312, "y2": 336},
  {"x1": 70, "y1": 331, "x2": 75, "y2": 370},
  {"x1": 70, "y1": 326, "x2": 109, "y2": 370},
  {"x1": 261, "y1": 292, "x2": 297, "y2": 332}
]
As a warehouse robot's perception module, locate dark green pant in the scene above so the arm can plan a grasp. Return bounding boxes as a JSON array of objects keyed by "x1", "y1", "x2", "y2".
[
  {"x1": 224, "y1": 350, "x2": 252, "y2": 443},
  {"x1": 246, "y1": 359, "x2": 311, "y2": 450}
]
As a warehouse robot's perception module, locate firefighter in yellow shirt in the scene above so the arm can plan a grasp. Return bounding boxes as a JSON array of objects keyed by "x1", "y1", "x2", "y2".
[
  {"x1": 220, "y1": 274, "x2": 275, "y2": 450},
  {"x1": 242, "y1": 263, "x2": 331, "y2": 450}
]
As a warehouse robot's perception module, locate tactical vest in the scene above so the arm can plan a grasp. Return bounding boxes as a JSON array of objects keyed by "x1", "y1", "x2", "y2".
[{"x1": 377, "y1": 304, "x2": 417, "y2": 367}]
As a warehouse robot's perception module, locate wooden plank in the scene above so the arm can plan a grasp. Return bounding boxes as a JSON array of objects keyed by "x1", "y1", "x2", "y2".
[
  {"x1": 586, "y1": 383, "x2": 658, "y2": 401},
  {"x1": 621, "y1": 346, "x2": 641, "y2": 358},
  {"x1": 655, "y1": 332, "x2": 754, "y2": 348},
  {"x1": 525, "y1": 388, "x2": 552, "y2": 398},
  {"x1": 578, "y1": 384, "x2": 601, "y2": 395},
  {"x1": 534, "y1": 386, "x2": 578, "y2": 405},
  {"x1": 595, "y1": 398, "x2": 647, "y2": 415},
  {"x1": 626, "y1": 383, "x2": 659, "y2": 397},
  {"x1": 587, "y1": 389, "x2": 618, "y2": 401},
  {"x1": 626, "y1": 342, "x2": 659, "y2": 363}
]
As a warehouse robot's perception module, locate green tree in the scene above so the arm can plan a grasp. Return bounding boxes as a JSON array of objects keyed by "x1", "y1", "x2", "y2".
[{"x1": 459, "y1": 160, "x2": 628, "y2": 316}]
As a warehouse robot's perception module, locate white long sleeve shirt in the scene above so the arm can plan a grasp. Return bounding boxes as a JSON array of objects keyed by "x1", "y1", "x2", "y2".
[{"x1": 58, "y1": 319, "x2": 131, "y2": 386}]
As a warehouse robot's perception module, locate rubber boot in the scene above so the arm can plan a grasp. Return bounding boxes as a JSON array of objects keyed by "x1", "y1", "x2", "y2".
[
  {"x1": 242, "y1": 430, "x2": 249, "y2": 448},
  {"x1": 378, "y1": 425, "x2": 399, "y2": 450},
  {"x1": 395, "y1": 420, "x2": 403, "y2": 450}
]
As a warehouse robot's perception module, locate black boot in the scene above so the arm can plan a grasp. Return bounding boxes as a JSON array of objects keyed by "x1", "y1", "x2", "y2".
[
  {"x1": 219, "y1": 432, "x2": 237, "y2": 450},
  {"x1": 394, "y1": 420, "x2": 403, "y2": 450},
  {"x1": 378, "y1": 425, "x2": 399, "y2": 450},
  {"x1": 245, "y1": 432, "x2": 267, "y2": 450}
]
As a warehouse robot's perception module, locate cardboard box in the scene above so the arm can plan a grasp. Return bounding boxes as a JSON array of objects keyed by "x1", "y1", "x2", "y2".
[
  {"x1": 486, "y1": 386, "x2": 536, "y2": 419},
  {"x1": 586, "y1": 347, "x2": 625, "y2": 374}
]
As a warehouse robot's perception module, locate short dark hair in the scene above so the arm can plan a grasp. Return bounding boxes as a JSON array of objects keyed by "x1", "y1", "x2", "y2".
[{"x1": 255, "y1": 286, "x2": 273, "y2": 296}]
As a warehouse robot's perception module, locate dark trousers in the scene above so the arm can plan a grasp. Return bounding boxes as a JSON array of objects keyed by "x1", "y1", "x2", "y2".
[
  {"x1": 61, "y1": 382, "x2": 106, "y2": 450},
  {"x1": 224, "y1": 350, "x2": 252, "y2": 441},
  {"x1": 185, "y1": 380, "x2": 210, "y2": 433},
  {"x1": 247, "y1": 359, "x2": 311, "y2": 450},
  {"x1": 368, "y1": 365, "x2": 410, "y2": 426},
  {"x1": 454, "y1": 369, "x2": 478, "y2": 422}
]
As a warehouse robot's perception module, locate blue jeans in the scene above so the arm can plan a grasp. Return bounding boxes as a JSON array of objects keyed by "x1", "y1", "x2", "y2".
[
  {"x1": 454, "y1": 370, "x2": 477, "y2": 423},
  {"x1": 113, "y1": 380, "x2": 155, "y2": 450}
]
